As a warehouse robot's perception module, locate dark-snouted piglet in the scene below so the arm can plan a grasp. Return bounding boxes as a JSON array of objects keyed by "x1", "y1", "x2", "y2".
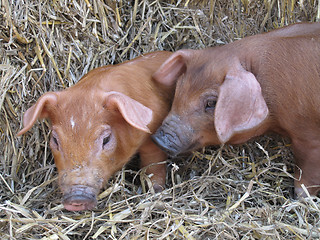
[{"x1": 152, "y1": 22, "x2": 320, "y2": 197}]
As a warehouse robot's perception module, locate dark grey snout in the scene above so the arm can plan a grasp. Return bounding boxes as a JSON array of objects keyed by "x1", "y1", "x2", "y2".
[
  {"x1": 152, "y1": 128, "x2": 182, "y2": 156},
  {"x1": 62, "y1": 185, "x2": 98, "y2": 211},
  {"x1": 152, "y1": 114, "x2": 197, "y2": 156}
]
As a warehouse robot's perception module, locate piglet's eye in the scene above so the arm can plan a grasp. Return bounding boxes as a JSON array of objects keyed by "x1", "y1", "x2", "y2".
[
  {"x1": 100, "y1": 128, "x2": 113, "y2": 150},
  {"x1": 50, "y1": 133, "x2": 60, "y2": 150},
  {"x1": 205, "y1": 99, "x2": 217, "y2": 112},
  {"x1": 53, "y1": 136, "x2": 59, "y2": 146},
  {"x1": 102, "y1": 135, "x2": 111, "y2": 147}
]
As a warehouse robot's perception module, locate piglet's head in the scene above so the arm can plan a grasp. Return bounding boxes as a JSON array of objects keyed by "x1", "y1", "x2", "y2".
[
  {"x1": 151, "y1": 49, "x2": 269, "y2": 156},
  {"x1": 18, "y1": 90, "x2": 152, "y2": 211}
]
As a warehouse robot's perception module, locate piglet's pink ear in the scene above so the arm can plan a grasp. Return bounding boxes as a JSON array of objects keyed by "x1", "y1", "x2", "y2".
[
  {"x1": 104, "y1": 91, "x2": 153, "y2": 133},
  {"x1": 215, "y1": 65, "x2": 269, "y2": 143},
  {"x1": 17, "y1": 92, "x2": 58, "y2": 136},
  {"x1": 152, "y1": 49, "x2": 192, "y2": 87}
]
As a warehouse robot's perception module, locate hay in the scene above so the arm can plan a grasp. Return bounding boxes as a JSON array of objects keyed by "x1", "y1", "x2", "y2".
[{"x1": 1, "y1": 0, "x2": 320, "y2": 239}]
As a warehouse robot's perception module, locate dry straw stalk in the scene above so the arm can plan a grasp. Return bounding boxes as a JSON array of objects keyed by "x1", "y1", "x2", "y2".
[{"x1": 1, "y1": 0, "x2": 320, "y2": 239}]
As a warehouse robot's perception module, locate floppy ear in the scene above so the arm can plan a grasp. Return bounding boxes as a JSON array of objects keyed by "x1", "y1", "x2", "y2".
[
  {"x1": 17, "y1": 92, "x2": 58, "y2": 136},
  {"x1": 214, "y1": 66, "x2": 269, "y2": 143},
  {"x1": 152, "y1": 49, "x2": 193, "y2": 87},
  {"x1": 104, "y1": 91, "x2": 153, "y2": 133}
]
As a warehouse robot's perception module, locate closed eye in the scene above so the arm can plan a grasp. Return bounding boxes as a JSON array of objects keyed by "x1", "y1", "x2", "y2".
[
  {"x1": 50, "y1": 131, "x2": 60, "y2": 151},
  {"x1": 53, "y1": 136, "x2": 59, "y2": 146}
]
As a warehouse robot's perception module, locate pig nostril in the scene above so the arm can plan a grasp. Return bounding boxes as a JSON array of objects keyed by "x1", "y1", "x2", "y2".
[
  {"x1": 62, "y1": 185, "x2": 98, "y2": 211},
  {"x1": 159, "y1": 129, "x2": 165, "y2": 137}
]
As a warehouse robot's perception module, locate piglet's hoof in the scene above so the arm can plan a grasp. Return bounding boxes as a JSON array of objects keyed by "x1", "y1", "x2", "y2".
[
  {"x1": 294, "y1": 187, "x2": 306, "y2": 199},
  {"x1": 294, "y1": 186, "x2": 312, "y2": 199},
  {"x1": 153, "y1": 183, "x2": 165, "y2": 193}
]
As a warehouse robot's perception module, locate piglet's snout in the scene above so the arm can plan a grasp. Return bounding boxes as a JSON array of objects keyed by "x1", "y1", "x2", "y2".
[
  {"x1": 152, "y1": 128, "x2": 181, "y2": 156},
  {"x1": 59, "y1": 167, "x2": 105, "y2": 211},
  {"x1": 62, "y1": 185, "x2": 98, "y2": 211},
  {"x1": 152, "y1": 115, "x2": 186, "y2": 156}
]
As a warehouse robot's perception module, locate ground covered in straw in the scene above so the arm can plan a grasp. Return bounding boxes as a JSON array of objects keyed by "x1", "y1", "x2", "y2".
[{"x1": 1, "y1": 0, "x2": 320, "y2": 239}]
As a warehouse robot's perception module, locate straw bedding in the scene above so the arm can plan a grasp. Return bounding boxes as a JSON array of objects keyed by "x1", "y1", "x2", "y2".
[{"x1": 1, "y1": 0, "x2": 320, "y2": 239}]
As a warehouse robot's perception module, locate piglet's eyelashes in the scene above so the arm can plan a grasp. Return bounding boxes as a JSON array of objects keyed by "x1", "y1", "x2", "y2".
[
  {"x1": 102, "y1": 135, "x2": 111, "y2": 147},
  {"x1": 204, "y1": 98, "x2": 217, "y2": 113},
  {"x1": 52, "y1": 135, "x2": 59, "y2": 147},
  {"x1": 99, "y1": 129, "x2": 115, "y2": 151},
  {"x1": 50, "y1": 130, "x2": 60, "y2": 151}
]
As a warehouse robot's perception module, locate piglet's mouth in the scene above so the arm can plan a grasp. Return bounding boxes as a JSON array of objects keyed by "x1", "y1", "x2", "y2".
[
  {"x1": 62, "y1": 185, "x2": 98, "y2": 211},
  {"x1": 152, "y1": 131, "x2": 199, "y2": 157}
]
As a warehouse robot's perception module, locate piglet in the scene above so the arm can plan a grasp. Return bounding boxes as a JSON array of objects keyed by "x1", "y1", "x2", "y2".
[
  {"x1": 151, "y1": 22, "x2": 320, "y2": 197},
  {"x1": 18, "y1": 51, "x2": 173, "y2": 211}
]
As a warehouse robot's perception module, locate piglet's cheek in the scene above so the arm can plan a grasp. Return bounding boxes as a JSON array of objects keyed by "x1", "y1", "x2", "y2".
[{"x1": 199, "y1": 130, "x2": 221, "y2": 146}]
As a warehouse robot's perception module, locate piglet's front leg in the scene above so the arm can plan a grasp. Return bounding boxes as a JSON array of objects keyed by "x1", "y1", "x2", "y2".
[
  {"x1": 292, "y1": 137, "x2": 320, "y2": 197},
  {"x1": 139, "y1": 138, "x2": 167, "y2": 192}
]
